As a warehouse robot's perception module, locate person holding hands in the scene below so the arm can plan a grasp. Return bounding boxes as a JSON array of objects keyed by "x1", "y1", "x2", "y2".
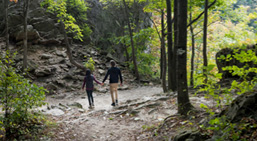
[{"x1": 102, "y1": 60, "x2": 123, "y2": 106}]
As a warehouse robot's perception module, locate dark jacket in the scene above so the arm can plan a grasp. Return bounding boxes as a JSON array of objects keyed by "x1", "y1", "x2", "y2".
[
  {"x1": 82, "y1": 75, "x2": 101, "y2": 90},
  {"x1": 103, "y1": 67, "x2": 123, "y2": 84}
]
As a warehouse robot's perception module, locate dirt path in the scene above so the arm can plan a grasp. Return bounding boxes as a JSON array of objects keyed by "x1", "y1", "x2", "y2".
[
  {"x1": 45, "y1": 86, "x2": 163, "y2": 112},
  {"x1": 42, "y1": 86, "x2": 178, "y2": 140},
  {"x1": 42, "y1": 86, "x2": 216, "y2": 141}
]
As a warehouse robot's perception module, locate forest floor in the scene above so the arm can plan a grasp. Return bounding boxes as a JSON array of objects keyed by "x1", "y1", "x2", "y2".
[{"x1": 40, "y1": 85, "x2": 219, "y2": 141}]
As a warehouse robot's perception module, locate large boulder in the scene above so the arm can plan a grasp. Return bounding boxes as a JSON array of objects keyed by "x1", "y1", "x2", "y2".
[
  {"x1": 28, "y1": 7, "x2": 46, "y2": 18},
  {"x1": 15, "y1": 25, "x2": 40, "y2": 41},
  {"x1": 8, "y1": 13, "x2": 23, "y2": 28},
  {"x1": 35, "y1": 66, "x2": 56, "y2": 77},
  {"x1": 220, "y1": 92, "x2": 257, "y2": 122},
  {"x1": 174, "y1": 92, "x2": 257, "y2": 141},
  {"x1": 32, "y1": 18, "x2": 56, "y2": 32},
  {"x1": 216, "y1": 44, "x2": 257, "y2": 79}
]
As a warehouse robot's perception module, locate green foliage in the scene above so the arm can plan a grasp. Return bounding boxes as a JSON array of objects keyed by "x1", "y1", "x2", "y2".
[
  {"x1": 66, "y1": 0, "x2": 92, "y2": 38},
  {"x1": 84, "y1": 57, "x2": 95, "y2": 72},
  {"x1": 0, "y1": 52, "x2": 46, "y2": 139},
  {"x1": 142, "y1": 124, "x2": 157, "y2": 131},
  {"x1": 221, "y1": 48, "x2": 257, "y2": 95},
  {"x1": 114, "y1": 27, "x2": 158, "y2": 78},
  {"x1": 204, "y1": 116, "x2": 240, "y2": 141},
  {"x1": 195, "y1": 64, "x2": 224, "y2": 109},
  {"x1": 200, "y1": 116, "x2": 257, "y2": 141},
  {"x1": 198, "y1": 46, "x2": 257, "y2": 140},
  {"x1": 41, "y1": 0, "x2": 91, "y2": 41}
]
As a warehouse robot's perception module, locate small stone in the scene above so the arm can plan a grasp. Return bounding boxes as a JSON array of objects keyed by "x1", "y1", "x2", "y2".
[
  {"x1": 68, "y1": 102, "x2": 83, "y2": 109},
  {"x1": 40, "y1": 54, "x2": 53, "y2": 59},
  {"x1": 118, "y1": 85, "x2": 129, "y2": 90},
  {"x1": 78, "y1": 109, "x2": 85, "y2": 113},
  {"x1": 99, "y1": 69, "x2": 105, "y2": 75}
]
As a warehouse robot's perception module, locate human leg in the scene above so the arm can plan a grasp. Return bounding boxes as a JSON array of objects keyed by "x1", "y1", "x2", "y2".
[
  {"x1": 113, "y1": 83, "x2": 118, "y2": 104},
  {"x1": 86, "y1": 90, "x2": 92, "y2": 106},
  {"x1": 90, "y1": 91, "x2": 94, "y2": 106},
  {"x1": 87, "y1": 90, "x2": 94, "y2": 106},
  {"x1": 110, "y1": 84, "x2": 116, "y2": 106}
]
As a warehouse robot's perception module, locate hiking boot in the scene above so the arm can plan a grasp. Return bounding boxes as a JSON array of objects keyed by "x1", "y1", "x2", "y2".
[
  {"x1": 115, "y1": 100, "x2": 118, "y2": 105},
  {"x1": 111, "y1": 102, "x2": 116, "y2": 106}
]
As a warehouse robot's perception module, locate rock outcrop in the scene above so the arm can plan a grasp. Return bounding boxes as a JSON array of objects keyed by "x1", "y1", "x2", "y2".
[
  {"x1": 174, "y1": 92, "x2": 257, "y2": 141},
  {"x1": 0, "y1": 0, "x2": 151, "y2": 62},
  {"x1": 216, "y1": 44, "x2": 257, "y2": 79}
]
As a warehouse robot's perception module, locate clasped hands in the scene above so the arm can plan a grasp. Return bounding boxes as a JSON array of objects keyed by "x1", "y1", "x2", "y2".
[{"x1": 100, "y1": 83, "x2": 123, "y2": 86}]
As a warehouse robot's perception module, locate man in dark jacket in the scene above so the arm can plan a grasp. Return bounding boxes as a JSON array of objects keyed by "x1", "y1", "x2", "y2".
[{"x1": 102, "y1": 60, "x2": 123, "y2": 106}]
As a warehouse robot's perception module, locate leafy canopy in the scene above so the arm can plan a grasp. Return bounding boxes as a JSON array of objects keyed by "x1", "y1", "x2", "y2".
[{"x1": 41, "y1": 0, "x2": 86, "y2": 41}]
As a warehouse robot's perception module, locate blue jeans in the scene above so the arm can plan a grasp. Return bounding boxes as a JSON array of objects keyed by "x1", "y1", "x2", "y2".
[{"x1": 86, "y1": 90, "x2": 94, "y2": 106}]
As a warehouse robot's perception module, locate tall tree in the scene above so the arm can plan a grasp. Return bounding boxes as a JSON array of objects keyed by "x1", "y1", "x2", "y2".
[
  {"x1": 4, "y1": 0, "x2": 9, "y2": 51},
  {"x1": 143, "y1": 0, "x2": 166, "y2": 91},
  {"x1": 166, "y1": 0, "x2": 176, "y2": 91},
  {"x1": 176, "y1": 0, "x2": 193, "y2": 115},
  {"x1": 161, "y1": 9, "x2": 167, "y2": 92},
  {"x1": 42, "y1": 0, "x2": 86, "y2": 71},
  {"x1": 122, "y1": 0, "x2": 140, "y2": 80},
  {"x1": 23, "y1": 0, "x2": 29, "y2": 70},
  {"x1": 171, "y1": 0, "x2": 178, "y2": 91},
  {"x1": 203, "y1": 0, "x2": 208, "y2": 83},
  {"x1": 189, "y1": 0, "x2": 195, "y2": 86}
]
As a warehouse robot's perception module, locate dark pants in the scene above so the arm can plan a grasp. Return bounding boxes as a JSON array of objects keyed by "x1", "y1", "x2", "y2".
[{"x1": 86, "y1": 90, "x2": 94, "y2": 106}]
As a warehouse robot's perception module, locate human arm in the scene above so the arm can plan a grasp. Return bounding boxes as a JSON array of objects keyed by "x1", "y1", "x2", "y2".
[
  {"x1": 102, "y1": 69, "x2": 110, "y2": 83},
  {"x1": 93, "y1": 76, "x2": 102, "y2": 85},
  {"x1": 119, "y1": 69, "x2": 123, "y2": 85},
  {"x1": 82, "y1": 77, "x2": 86, "y2": 90}
]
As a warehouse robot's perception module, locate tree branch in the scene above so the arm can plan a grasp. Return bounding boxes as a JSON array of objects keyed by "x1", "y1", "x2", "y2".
[
  {"x1": 193, "y1": 21, "x2": 217, "y2": 36},
  {"x1": 146, "y1": 13, "x2": 161, "y2": 40},
  {"x1": 187, "y1": 0, "x2": 217, "y2": 28}
]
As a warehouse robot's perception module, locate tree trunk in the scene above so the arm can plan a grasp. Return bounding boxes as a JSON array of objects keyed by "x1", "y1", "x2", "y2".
[
  {"x1": 23, "y1": 0, "x2": 29, "y2": 71},
  {"x1": 4, "y1": 0, "x2": 9, "y2": 51},
  {"x1": 161, "y1": 9, "x2": 167, "y2": 93},
  {"x1": 124, "y1": 45, "x2": 130, "y2": 62},
  {"x1": 122, "y1": 27, "x2": 130, "y2": 63},
  {"x1": 160, "y1": 46, "x2": 163, "y2": 79},
  {"x1": 122, "y1": 0, "x2": 140, "y2": 80},
  {"x1": 177, "y1": 0, "x2": 193, "y2": 115},
  {"x1": 172, "y1": 0, "x2": 177, "y2": 92},
  {"x1": 189, "y1": 0, "x2": 195, "y2": 86},
  {"x1": 167, "y1": 0, "x2": 176, "y2": 91},
  {"x1": 61, "y1": 22, "x2": 87, "y2": 71},
  {"x1": 203, "y1": 0, "x2": 208, "y2": 83}
]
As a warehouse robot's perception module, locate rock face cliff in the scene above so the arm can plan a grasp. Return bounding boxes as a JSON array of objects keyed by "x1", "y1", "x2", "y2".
[
  {"x1": 0, "y1": 0, "x2": 144, "y2": 94},
  {"x1": 0, "y1": 0, "x2": 63, "y2": 46},
  {"x1": 0, "y1": 0, "x2": 151, "y2": 61}
]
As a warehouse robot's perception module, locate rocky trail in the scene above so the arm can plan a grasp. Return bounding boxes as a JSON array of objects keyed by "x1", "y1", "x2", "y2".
[
  {"x1": 39, "y1": 86, "x2": 218, "y2": 141},
  {"x1": 42, "y1": 86, "x2": 166, "y2": 140}
]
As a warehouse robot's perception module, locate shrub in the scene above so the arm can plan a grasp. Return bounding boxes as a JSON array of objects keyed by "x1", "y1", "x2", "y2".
[
  {"x1": 84, "y1": 57, "x2": 95, "y2": 72},
  {"x1": 0, "y1": 52, "x2": 46, "y2": 139}
]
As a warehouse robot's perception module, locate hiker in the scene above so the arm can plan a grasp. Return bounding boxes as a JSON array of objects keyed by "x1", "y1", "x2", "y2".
[
  {"x1": 82, "y1": 69, "x2": 103, "y2": 108},
  {"x1": 102, "y1": 60, "x2": 123, "y2": 106}
]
